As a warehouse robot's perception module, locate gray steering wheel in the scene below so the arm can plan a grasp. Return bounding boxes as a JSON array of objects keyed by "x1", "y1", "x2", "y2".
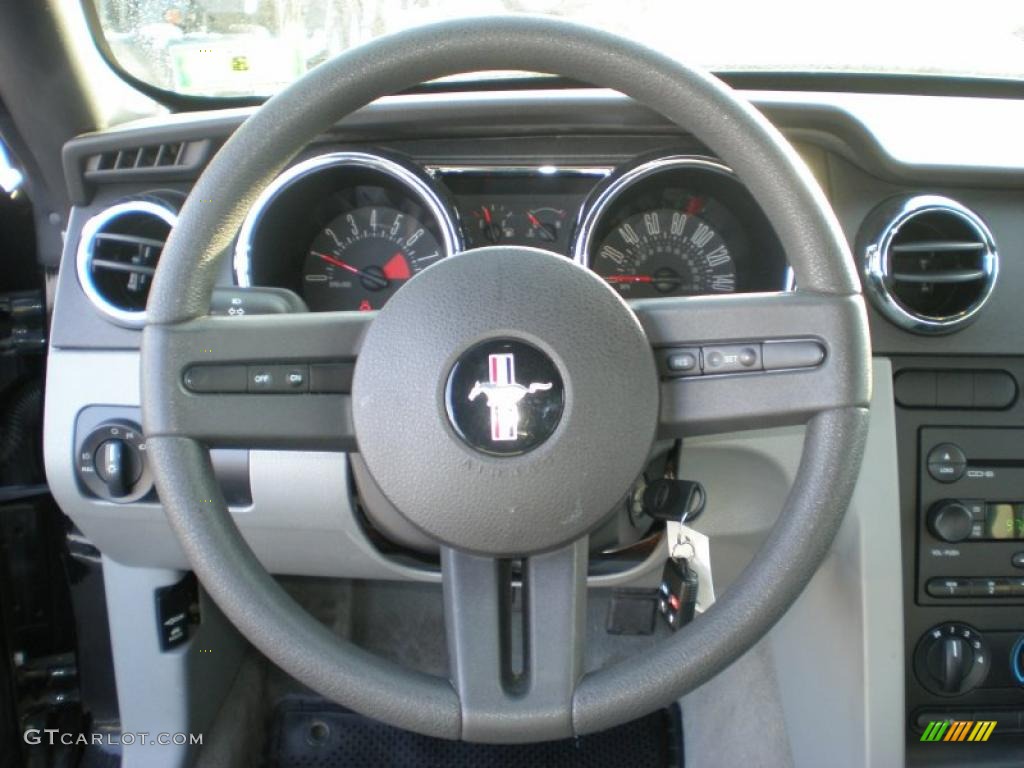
[{"x1": 141, "y1": 16, "x2": 871, "y2": 743}]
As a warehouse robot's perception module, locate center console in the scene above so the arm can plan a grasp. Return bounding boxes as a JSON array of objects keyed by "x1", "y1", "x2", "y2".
[{"x1": 895, "y1": 359, "x2": 1024, "y2": 758}]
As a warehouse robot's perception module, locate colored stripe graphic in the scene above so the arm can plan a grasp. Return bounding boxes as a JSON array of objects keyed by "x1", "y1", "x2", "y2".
[
  {"x1": 944, "y1": 721, "x2": 970, "y2": 741},
  {"x1": 921, "y1": 720, "x2": 996, "y2": 743},
  {"x1": 921, "y1": 721, "x2": 949, "y2": 741},
  {"x1": 970, "y1": 721, "x2": 997, "y2": 742}
]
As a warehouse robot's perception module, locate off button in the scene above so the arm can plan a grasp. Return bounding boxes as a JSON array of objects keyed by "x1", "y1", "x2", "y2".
[
  {"x1": 247, "y1": 365, "x2": 309, "y2": 393},
  {"x1": 927, "y1": 443, "x2": 967, "y2": 484}
]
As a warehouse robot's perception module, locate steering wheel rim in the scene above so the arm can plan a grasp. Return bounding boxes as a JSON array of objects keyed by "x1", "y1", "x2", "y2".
[{"x1": 141, "y1": 16, "x2": 871, "y2": 743}]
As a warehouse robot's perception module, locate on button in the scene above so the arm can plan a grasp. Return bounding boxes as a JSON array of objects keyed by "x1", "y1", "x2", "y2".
[{"x1": 247, "y1": 365, "x2": 309, "y2": 393}]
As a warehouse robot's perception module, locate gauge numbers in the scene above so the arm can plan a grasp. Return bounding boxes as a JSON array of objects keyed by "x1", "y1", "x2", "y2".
[
  {"x1": 302, "y1": 206, "x2": 443, "y2": 311},
  {"x1": 595, "y1": 207, "x2": 737, "y2": 298}
]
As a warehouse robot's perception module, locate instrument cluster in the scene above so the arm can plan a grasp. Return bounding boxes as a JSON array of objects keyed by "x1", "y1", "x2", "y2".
[{"x1": 235, "y1": 150, "x2": 790, "y2": 312}]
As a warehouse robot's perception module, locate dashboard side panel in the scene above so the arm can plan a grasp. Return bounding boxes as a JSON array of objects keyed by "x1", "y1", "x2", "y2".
[{"x1": 681, "y1": 360, "x2": 903, "y2": 767}]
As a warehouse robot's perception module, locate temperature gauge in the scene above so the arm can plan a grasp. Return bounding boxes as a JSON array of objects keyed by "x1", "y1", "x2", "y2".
[{"x1": 524, "y1": 207, "x2": 567, "y2": 245}]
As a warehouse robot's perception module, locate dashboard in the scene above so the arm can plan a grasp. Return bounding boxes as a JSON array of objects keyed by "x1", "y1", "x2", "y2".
[
  {"x1": 234, "y1": 149, "x2": 789, "y2": 312},
  {"x1": 43, "y1": 86, "x2": 1024, "y2": 766}
]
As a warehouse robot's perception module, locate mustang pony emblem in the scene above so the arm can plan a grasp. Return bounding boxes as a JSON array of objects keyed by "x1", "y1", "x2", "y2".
[{"x1": 468, "y1": 353, "x2": 553, "y2": 441}]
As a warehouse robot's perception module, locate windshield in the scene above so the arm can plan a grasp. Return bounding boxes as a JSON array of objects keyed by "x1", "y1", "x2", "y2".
[{"x1": 92, "y1": 1, "x2": 1024, "y2": 98}]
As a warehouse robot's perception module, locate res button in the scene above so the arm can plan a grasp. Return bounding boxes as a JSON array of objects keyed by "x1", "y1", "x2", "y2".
[{"x1": 665, "y1": 350, "x2": 699, "y2": 374}]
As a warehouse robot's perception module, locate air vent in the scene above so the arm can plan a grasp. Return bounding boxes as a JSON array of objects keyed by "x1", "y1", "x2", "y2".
[
  {"x1": 76, "y1": 201, "x2": 178, "y2": 327},
  {"x1": 89, "y1": 143, "x2": 187, "y2": 173},
  {"x1": 862, "y1": 196, "x2": 998, "y2": 334}
]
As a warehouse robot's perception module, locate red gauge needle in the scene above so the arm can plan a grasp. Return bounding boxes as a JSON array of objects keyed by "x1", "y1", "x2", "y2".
[
  {"x1": 526, "y1": 211, "x2": 558, "y2": 241},
  {"x1": 605, "y1": 275, "x2": 654, "y2": 284},
  {"x1": 686, "y1": 196, "x2": 706, "y2": 216},
  {"x1": 312, "y1": 251, "x2": 360, "y2": 275},
  {"x1": 481, "y1": 206, "x2": 492, "y2": 224},
  {"x1": 313, "y1": 250, "x2": 411, "y2": 287}
]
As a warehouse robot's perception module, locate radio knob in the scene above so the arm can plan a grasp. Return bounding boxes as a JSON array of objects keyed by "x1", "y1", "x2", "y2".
[{"x1": 928, "y1": 501, "x2": 974, "y2": 543}]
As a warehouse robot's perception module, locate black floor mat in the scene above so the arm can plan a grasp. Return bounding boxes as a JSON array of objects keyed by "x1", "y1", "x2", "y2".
[{"x1": 266, "y1": 697, "x2": 681, "y2": 768}]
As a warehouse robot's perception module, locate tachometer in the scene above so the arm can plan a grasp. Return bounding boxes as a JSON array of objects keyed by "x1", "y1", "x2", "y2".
[
  {"x1": 302, "y1": 206, "x2": 442, "y2": 311},
  {"x1": 594, "y1": 207, "x2": 737, "y2": 297},
  {"x1": 235, "y1": 151, "x2": 462, "y2": 312}
]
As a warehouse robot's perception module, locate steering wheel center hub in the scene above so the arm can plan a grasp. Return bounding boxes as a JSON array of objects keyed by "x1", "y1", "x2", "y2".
[
  {"x1": 445, "y1": 338, "x2": 565, "y2": 456},
  {"x1": 351, "y1": 246, "x2": 659, "y2": 555}
]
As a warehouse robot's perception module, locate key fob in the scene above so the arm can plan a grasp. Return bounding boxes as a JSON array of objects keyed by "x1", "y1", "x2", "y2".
[{"x1": 658, "y1": 558, "x2": 698, "y2": 630}]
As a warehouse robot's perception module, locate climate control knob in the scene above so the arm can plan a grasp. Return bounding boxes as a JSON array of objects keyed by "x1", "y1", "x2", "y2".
[
  {"x1": 928, "y1": 500, "x2": 974, "y2": 543},
  {"x1": 914, "y1": 623, "x2": 990, "y2": 696}
]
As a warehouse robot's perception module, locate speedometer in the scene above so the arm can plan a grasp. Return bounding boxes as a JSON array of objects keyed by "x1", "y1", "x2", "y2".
[
  {"x1": 574, "y1": 154, "x2": 789, "y2": 298},
  {"x1": 303, "y1": 206, "x2": 442, "y2": 311},
  {"x1": 595, "y1": 208, "x2": 736, "y2": 297}
]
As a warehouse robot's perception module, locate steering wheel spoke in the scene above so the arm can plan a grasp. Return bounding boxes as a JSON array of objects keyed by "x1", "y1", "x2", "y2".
[
  {"x1": 631, "y1": 290, "x2": 871, "y2": 436},
  {"x1": 442, "y1": 538, "x2": 588, "y2": 743},
  {"x1": 142, "y1": 312, "x2": 371, "y2": 450}
]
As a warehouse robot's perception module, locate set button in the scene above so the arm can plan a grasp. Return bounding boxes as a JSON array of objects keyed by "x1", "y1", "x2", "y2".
[
  {"x1": 660, "y1": 340, "x2": 824, "y2": 379},
  {"x1": 703, "y1": 344, "x2": 761, "y2": 374}
]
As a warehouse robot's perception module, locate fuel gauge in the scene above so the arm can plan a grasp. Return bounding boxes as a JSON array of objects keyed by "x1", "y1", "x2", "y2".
[{"x1": 468, "y1": 203, "x2": 517, "y2": 246}]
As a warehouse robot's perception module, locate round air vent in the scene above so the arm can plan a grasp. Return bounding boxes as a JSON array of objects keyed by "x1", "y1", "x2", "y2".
[
  {"x1": 76, "y1": 200, "x2": 178, "y2": 327},
  {"x1": 862, "y1": 195, "x2": 997, "y2": 334}
]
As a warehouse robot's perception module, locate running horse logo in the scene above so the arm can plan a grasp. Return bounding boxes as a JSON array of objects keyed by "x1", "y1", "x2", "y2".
[{"x1": 468, "y1": 353, "x2": 553, "y2": 441}]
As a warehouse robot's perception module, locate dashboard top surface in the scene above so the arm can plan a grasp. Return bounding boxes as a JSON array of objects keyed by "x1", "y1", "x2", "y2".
[{"x1": 52, "y1": 85, "x2": 1024, "y2": 359}]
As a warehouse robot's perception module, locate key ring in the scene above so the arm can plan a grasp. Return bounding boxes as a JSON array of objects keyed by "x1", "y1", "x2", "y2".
[{"x1": 669, "y1": 525, "x2": 696, "y2": 561}]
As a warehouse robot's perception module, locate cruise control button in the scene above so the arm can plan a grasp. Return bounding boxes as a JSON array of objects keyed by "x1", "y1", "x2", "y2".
[
  {"x1": 667, "y1": 351, "x2": 698, "y2": 373},
  {"x1": 701, "y1": 344, "x2": 761, "y2": 374},
  {"x1": 248, "y1": 366, "x2": 277, "y2": 392},
  {"x1": 283, "y1": 366, "x2": 308, "y2": 391},
  {"x1": 183, "y1": 364, "x2": 247, "y2": 393},
  {"x1": 926, "y1": 578, "x2": 971, "y2": 598},
  {"x1": 762, "y1": 340, "x2": 826, "y2": 371},
  {"x1": 927, "y1": 443, "x2": 967, "y2": 484},
  {"x1": 309, "y1": 363, "x2": 355, "y2": 393},
  {"x1": 661, "y1": 348, "x2": 701, "y2": 377},
  {"x1": 247, "y1": 365, "x2": 309, "y2": 393}
]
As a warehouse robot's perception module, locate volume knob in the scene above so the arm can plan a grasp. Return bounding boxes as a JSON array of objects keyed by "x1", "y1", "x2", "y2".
[{"x1": 928, "y1": 501, "x2": 974, "y2": 543}]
